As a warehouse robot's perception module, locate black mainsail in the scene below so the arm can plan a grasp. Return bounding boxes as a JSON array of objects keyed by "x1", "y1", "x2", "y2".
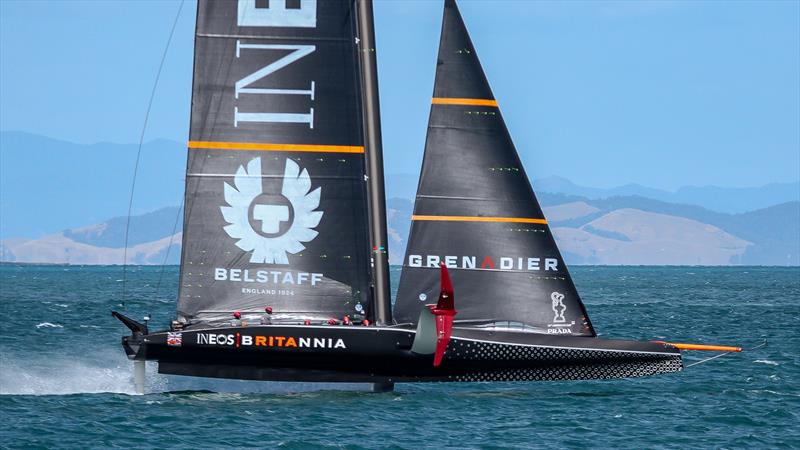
[
  {"x1": 177, "y1": 0, "x2": 372, "y2": 323},
  {"x1": 395, "y1": 0, "x2": 595, "y2": 336}
]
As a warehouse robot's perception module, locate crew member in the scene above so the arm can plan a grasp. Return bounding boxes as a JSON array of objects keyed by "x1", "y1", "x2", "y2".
[
  {"x1": 231, "y1": 311, "x2": 242, "y2": 327},
  {"x1": 261, "y1": 306, "x2": 273, "y2": 325}
]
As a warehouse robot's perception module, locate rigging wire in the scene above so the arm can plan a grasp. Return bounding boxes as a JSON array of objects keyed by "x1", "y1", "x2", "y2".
[
  {"x1": 685, "y1": 339, "x2": 767, "y2": 368},
  {"x1": 121, "y1": 0, "x2": 185, "y2": 304},
  {"x1": 154, "y1": 199, "x2": 184, "y2": 298}
]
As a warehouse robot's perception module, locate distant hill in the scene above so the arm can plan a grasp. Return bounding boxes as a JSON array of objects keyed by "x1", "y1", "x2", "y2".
[
  {"x1": 64, "y1": 206, "x2": 182, "y2": 248},
  {"x1": 3, "y1": 197, "x2": 796, "y2": 266},
  {"x1": 0, "y1": 232, "x2": 181, "y2": 265},
  {"x1": 1, "y1": 131, "x2": 797, "y2": 266},
  {"x1": 0, "y1": 131, "x2": 185, "y2": 239},
  {"x1": 387, "y1": 173, "x2": 800, "y2": 214},
  {"x1": 0, "y1": 207, "x2": 182, "y2": 265},
  {"x1": 553, "y1": 208, "x2": 751, "y2": 265},
  {"x1": 384, "y1": 196, "x2": 799, "y2": 266},
  {"x1": 3, "y1": 130, "x2": 795, "y2": 238},
  {"x1": 535, "y1": 194, "x2": 800, "y2": 265},
  {"x1": 533, "y1": 175, "x2": 799, "y2": 214}
]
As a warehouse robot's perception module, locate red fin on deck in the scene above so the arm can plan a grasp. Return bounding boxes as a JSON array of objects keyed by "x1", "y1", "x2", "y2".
[{"x1": 429, "y1": 263, "x2": 457, "y2": 367}]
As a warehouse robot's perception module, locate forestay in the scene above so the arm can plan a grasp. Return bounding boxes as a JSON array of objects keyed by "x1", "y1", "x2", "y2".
[
  {"x1": 177, "y1": 0, "x2": 372, "y2": 323},
  {"x1": 394, "y1": 0, "x2": 595, "y2": 336}
]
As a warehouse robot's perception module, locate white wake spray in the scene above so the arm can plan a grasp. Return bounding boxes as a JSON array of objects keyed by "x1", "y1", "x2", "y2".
[
  {"x1": 0, "y1": 351, "x2": 382, "y2": 395},
  {"x1": 0, "y1": 351, "x2": 165, "y2": 395}
]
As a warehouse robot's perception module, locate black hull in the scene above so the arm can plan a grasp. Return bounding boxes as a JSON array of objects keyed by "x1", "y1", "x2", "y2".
[{"x1": 122, "y1": 324, "x2": 682, "y2": 383}]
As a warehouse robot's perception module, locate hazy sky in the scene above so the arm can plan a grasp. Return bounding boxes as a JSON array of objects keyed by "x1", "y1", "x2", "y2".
[{"x1": 1, "y1": 0, "x2": 798, "y2": 190}]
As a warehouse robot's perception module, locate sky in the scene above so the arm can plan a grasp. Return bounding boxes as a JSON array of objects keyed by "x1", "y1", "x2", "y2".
[{"x1": 1, "y1": 0, "x2": 798, "y2": 190}]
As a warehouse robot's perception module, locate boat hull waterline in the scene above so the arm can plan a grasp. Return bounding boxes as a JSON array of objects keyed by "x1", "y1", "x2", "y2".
[{"x1": 118, "y1": 321, "x2": 683, "y2": 383}]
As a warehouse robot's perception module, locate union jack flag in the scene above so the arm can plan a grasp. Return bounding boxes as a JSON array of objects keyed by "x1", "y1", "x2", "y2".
[{"x1": 167, "y1": 332, "x2": 183, "y2": 347}]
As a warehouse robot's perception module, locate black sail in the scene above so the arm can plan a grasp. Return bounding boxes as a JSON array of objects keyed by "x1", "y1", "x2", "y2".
[
  {"x1": 177, "y1": 0, "x2": 372, "y2": 323},
  {"x1": 394, "y1": 0, "x2": 595, "y2": 336}
]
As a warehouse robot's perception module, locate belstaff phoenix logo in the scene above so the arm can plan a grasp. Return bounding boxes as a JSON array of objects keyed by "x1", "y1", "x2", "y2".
[{"x1": 221, "y1": 157, "x2": 323, "y2": 264}]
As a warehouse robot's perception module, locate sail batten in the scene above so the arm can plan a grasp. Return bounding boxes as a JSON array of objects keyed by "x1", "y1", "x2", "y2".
[
  {"x1": 412, "y1": 215, "x2": 547, "y2": 224},
  {"x1": 431, "y1": 98, "x2": 498, "y2": 106},
  {"x1": 188, "y1": 141, "x2": 365, "y2": 153},
  {"x1": 394, "y1": 0, "x2": 595, "y2": 337}
]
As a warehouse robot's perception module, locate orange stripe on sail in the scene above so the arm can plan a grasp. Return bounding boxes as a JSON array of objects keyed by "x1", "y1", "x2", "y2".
[
  {"x1": 412, "y1": 215, "x2": 547, "y2": 224},
  {"x1": 187, "y1": 141, "x2": 365, "y2": 154},
  {"x1": 431, "y1": 97, "x2": 499, "y2": 107}
]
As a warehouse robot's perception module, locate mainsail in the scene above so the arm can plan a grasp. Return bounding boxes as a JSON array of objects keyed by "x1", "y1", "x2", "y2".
[
  {"x1": 177, "y1": 0, "x2": 372, "y2": 322},
  {"x1": 395, "y1": 0, "x2": 595, "y2": 336}
]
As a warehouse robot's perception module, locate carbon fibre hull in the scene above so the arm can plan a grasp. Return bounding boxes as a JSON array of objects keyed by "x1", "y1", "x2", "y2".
[{"x1": 122, "y1": 324, "x2": 682, "y2": 383}]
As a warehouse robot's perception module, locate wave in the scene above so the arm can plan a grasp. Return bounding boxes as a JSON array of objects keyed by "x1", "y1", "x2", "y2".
[
  {"x1": 754, "y1": 359, "x2": 779, "y2": 366},
  {"x1": 35, "y1": 322, "x2": 63, "y2": 328}
]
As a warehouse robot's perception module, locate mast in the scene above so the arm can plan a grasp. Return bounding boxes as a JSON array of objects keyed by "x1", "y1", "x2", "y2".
[{"x1": 356, "y1": 0, "x2": 392, "y2": 325}]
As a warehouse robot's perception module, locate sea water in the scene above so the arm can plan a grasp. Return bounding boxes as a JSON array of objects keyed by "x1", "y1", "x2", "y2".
[{"x1": 0, "y1": 265, "x2": 798, "y2": 448}]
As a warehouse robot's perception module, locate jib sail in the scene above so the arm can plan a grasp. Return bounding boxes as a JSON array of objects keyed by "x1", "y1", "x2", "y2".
[
  {"x1": 177, "y1": 0, "x2": 372, "y2": 323},
  {"x1": 394, "y1": 0, "x2": 595, "y2": 336}
]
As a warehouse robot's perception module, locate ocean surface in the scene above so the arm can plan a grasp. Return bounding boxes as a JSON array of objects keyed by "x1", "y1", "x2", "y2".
[{"x1": 1, "y1": 265, "x2": 798, "y2": 449}]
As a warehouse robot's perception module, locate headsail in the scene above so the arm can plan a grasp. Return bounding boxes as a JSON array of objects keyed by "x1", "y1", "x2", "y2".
[
  {"x1": 394, "y1": 0, "x2": 595, "y2": 336},
  {"x1": 177, "y1": 0, "x2": 372, "y2": 323}
]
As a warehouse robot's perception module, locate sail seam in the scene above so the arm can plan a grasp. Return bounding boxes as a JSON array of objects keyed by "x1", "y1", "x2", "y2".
[
  {"x1": 197, "y1": 33, "x2": 350, "y2": 43},
  {"x1": 417, "y1": 194, "x2": 497, "y2": 201},
  {"x1": 186, "y1": 173, "x2": 364, "y2": 179},
  {"x1": 412, "y1": 215, "x2": 547, "y2": 224},
  {"x1": 432, "y1": 97, "x2": 498, "y2": 106},
  {"x1": 188, "y1": 141, "x2": 365, "y2": 153}
]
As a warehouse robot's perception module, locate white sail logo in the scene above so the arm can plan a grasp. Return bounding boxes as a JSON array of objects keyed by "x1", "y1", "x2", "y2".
[
  {"x1": 221, "y1": 157, "x2": 323, "y2": 264},
  {"x1": 548, "y1": 291, "x2": 574, "y2": 334},
  {"x1": 237, "y1": 0, "x2": 317, "y2": 28},
  {"x1": 234, "y1": 0, "x2": 317, "y2": 128},
  {"x1": 551, "y1": 292, "x2": 566, "y2": 323}
]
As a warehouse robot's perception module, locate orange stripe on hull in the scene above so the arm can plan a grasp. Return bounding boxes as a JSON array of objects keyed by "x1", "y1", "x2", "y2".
[
  {"x1": 188, "y1": 141, "x2": 365, "y2": 154},
  {"x1": 412, "y1": 215, "x2": 547, "y2": 224},
  {"x1": 431, "y1": 97, "x2": 499, "y2": 107}
]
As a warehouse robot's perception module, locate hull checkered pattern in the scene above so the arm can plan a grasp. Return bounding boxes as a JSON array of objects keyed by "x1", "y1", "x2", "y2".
[{"x1": 445, "y1": 338, "x2": 683, "y2": 381}]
